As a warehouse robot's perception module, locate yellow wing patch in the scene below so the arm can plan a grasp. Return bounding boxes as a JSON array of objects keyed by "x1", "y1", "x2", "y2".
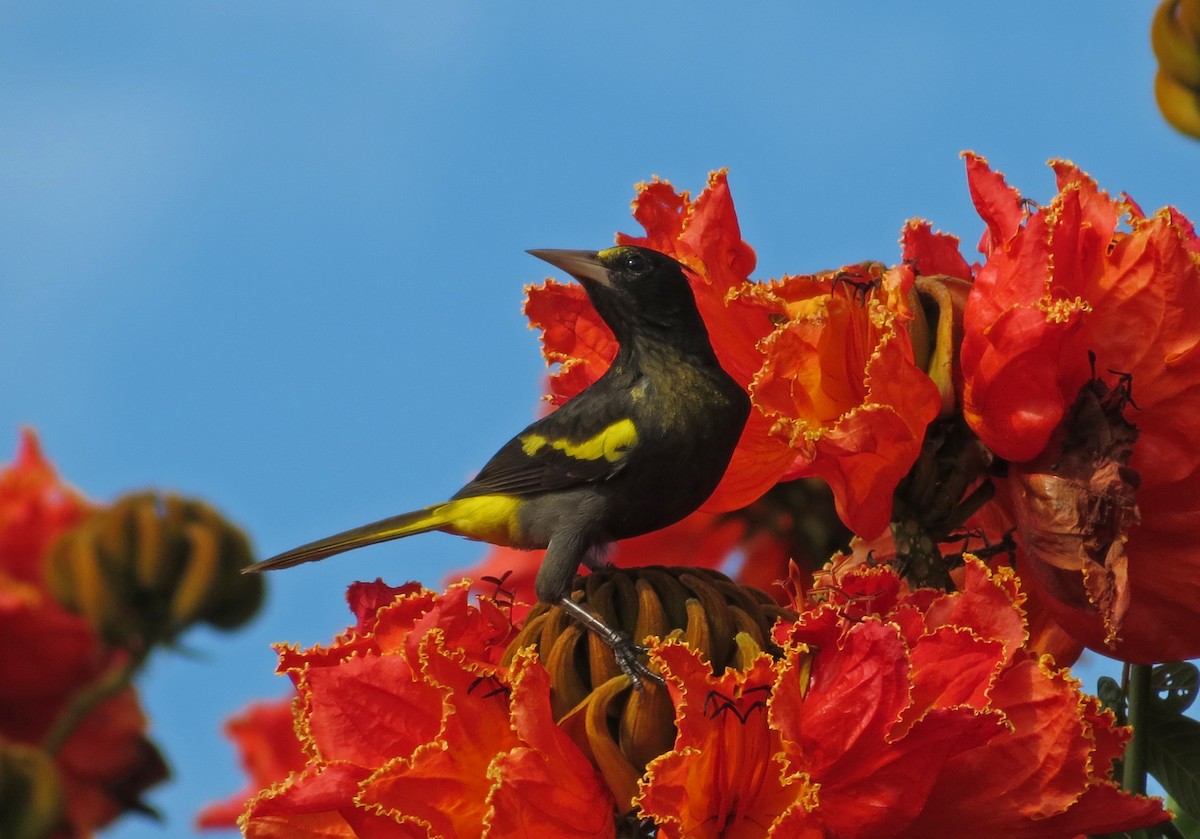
[{"x1": 519, "y1": 417, "x2": 638, "y2": 463}]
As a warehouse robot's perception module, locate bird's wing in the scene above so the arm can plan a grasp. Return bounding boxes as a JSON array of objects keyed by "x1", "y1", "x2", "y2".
[{"x1": 452, "y1": 390, "x2": 639, "y2": 499}]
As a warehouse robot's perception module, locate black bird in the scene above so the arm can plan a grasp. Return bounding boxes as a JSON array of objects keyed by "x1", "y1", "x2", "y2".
[{"x1": 246, "y1": 246, "x2": 751, "y2": 680}]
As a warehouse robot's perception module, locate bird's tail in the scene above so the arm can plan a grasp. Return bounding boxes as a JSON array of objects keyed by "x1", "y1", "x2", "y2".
[
  {"x1": 243, "y1": 493, "x2": 525, "y2": 574},
  {"x1": 244, "y1": 504, "x2": 450, "y2": 573}
]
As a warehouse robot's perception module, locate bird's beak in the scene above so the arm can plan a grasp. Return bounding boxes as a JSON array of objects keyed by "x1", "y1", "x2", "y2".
[{"x1": 527, "y1": 249, "x2": 611, "y2": 287}]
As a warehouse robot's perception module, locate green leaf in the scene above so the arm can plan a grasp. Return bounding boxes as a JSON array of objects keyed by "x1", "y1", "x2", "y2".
[
  {"x1": 1154, "y1": 663, "x2": 1200, "y2": 716},
  {"x1": 1168, "y1": 796, "x2": 1200, "y2": 839},
  {"x1": 1147, "y1": 713, "x2": 1200, "y2": 821}
]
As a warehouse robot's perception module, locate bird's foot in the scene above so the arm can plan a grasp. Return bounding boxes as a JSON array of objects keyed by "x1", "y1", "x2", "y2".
[{"x1": 556, "y1": 596, "x2": 665, "y2": 688}]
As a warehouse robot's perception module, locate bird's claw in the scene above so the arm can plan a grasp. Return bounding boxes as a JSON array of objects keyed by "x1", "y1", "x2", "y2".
[
  {"x1": 557, "y1": 596, "x2": 665, "y2": 688},
  {"x1": 610, "y1": 635, "x2": 664, "y2": 687}
]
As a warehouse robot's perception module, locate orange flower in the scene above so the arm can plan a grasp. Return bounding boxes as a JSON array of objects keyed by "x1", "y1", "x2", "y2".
[
  {"x1": 527, "y1": 172, "x2": 791, "y2": 514},
  {"x1": 195, "y1": 698, "x2": 304, "y2": 830},
  {"x1": 221, "y1": 561, "x2": 1164, "y2": 837},
  {"x1": 743, "y1": 262, "x2": 941, "y2": 537},
  {"x1": 960, "y1": 154, "x2": 1200, "y2": 662},
  {"x1": 633, "y1": 642, "x2": 796, "y2": 838},
  {"x1": 528, "y1": 173, "x2": 941, "y2": 536},
  {"x1": 237, "y1": 579, "x2": 615, "y2": 838},
  {"x1": 0, "y1": 430, "x2": 92, "y2": 584},
  {"x1": 966, "y1": 502, "x2": 1086, "y2": 666},
  {"x1": 761, "y1": 560, "x2": 1164, "y2": 839},
  {"x1": 817, "y1": 513, "x2": 1086, "y2": 668},
  {"x1": 0, "y1": 431, "x2": 166, "y2": 837}
]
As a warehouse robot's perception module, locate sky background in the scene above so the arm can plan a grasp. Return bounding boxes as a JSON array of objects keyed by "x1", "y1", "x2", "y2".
[{"x1": 1, "y1": 2, "x2": 1194, "y2": 835}]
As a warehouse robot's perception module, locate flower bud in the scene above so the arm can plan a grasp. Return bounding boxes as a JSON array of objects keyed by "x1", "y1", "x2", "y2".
[
  {"x1": 0, "y1": 742, "x2": 65, "y2": 839},
  {"x1": 503, "y1": 565, "x2": 790, "y2": 810},
  {"x1": 45, "y1": 492, "x2": 263, "y2": 648},
  {"x1": 1152, "y1": 0, "x2": 1200, "y2": 138}
]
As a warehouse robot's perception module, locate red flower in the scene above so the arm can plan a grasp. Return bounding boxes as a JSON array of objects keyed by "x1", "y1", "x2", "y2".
[
  {"x1": 744, "y1": 262, "x2": 941, "y2": 537},
  {"x1": 960, "y1": 154, "x2": 1200, "y2": 661},
  {"x1": 967, "y1": 503, "x2": 1087, "y2": 666},
  {"x1": 234, "y1": 579, "x2": 615, "y2": 838},
  {"x1": 0, "y1": 431, "x2": 166, "y2": 837},
  {"x1": 195, "y1": 698, "x2": 304, "y2": 829},
  {"x1": 634, "y1": 642, "x2": 795, "y2": 838},
  {"x1": 217, "y1": 562, "x2": 1164, "y2": 838},
  {"x1": 762, "y1": 560, "x2": 1164, "y2": 838},
  {"x1": 0, "y1": 430, "x2": 91, "y2": 584},
  {"x1": 527, "y1": 172, "x2": 792, "y2": 514},
  {"x1": 528, "y1": 173, "x2": 941, "y2": 536}
]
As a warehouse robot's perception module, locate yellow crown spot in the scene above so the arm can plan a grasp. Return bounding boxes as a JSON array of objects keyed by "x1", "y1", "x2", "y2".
[
  {"x1": 597, "y1": 246, "x2": 632, "y2": 262},
  {"x1": 520, "y1": 418, "x2": 638, "y2": 463}
]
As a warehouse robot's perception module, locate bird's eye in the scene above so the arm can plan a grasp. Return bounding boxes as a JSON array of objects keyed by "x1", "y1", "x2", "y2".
[{"x1": 623, "y1": 252, "x2": 650, "y2": 274}]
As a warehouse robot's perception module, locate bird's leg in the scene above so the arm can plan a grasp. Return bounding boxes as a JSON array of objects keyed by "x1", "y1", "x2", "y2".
[
  {"x1": 555, "y1": 596, "x2": 664, "y2": 688},
  {"x1": 537, "y1": 535, "x2": 663, "y2": 688},
  {"x1": 579, "y1": 542, "x2": 613, "y2": 572}
]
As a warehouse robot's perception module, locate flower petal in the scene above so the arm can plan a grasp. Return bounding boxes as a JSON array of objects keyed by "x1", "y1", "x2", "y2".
[
  {"x1": 636, "y1": 641, "x2": 797, "y2": 838},
  {"x1": 487, "y1": 651, "x2": 616, "y2": 839},
  {"x1": 961, "y1": 157, "x2": 1200, "y2": 660}
]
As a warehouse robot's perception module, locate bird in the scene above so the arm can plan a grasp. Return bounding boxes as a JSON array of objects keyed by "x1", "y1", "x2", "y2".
[{"x1": 245, "y1": 246, "x2": 751, "y2": 681}]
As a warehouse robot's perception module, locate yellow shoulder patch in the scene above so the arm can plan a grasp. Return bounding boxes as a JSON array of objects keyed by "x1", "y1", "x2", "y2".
[{"x1": 520, "y1": 417, "x2": 638, "y2": 463}]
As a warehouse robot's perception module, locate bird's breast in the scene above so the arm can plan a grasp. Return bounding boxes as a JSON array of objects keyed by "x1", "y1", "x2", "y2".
[{"x1": 599, "y1": 366, "x2": 748, "y2": 539}]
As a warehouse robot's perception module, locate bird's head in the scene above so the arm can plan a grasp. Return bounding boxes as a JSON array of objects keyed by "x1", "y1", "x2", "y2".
[{"x1": 528, "y1": 246, "x2": 710, "y2": 351}]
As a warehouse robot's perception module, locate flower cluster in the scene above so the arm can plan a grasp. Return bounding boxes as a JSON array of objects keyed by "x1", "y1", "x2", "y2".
[
  {"x1": 0, "y1": 432, "x2": 166, "y2": 838},
  {"x1": 205, "y1": 159, "x2": 1198, "y2": 835},
  {"x1": 478, "y1": 161, "x2": 1200, "y2": 666},
  {"x1": 208, "y1": 561, "x2": 1164, "y2": 837},
  {"x1": 205, "y1": 579, "x2": 624, "y2": 837},
  {"x1": 526, "y1": 171, "x2": 940, "y2": 529},
  {"x1": 0, "y1": 431, "x2": 264, "y2": 838},
  {"x1": 958, "y1": 154, "x2": 1200, "y2": 663}
]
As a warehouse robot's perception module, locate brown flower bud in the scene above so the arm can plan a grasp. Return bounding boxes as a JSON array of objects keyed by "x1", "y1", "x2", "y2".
[
  {"x1": 0, "y1": 742, "x2": 65, "y2": 839},
  {"x1": 45, "y1": 492, "x2": 263, "y2": 648},
  {"x1": 503, "y1": 565, "x2": 790, "y2": 810}
]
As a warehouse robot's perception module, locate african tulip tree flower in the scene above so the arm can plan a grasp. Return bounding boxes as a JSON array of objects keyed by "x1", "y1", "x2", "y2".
[
  {"x1": 959, "y1": 153, "x2": 1200, "y2": 662},
  {"x1": 742, "y1": 262, "x2": 941, "y2": 538},
  {"x1": 201, "y1": 163, "x2": 1200, "y2": 837},
  {"x1": 777, "y1": 560, "x2": 1165, "y2": 839},
  {"x1": 527, "y1": 172, "x2": 941, "y2": 537},
  {"x1": 233, "y1": 579, "x2": 617, "y2": 838},
  {"x1": 207, "y1": 562, "x2": 1164, "y2": 837},
  {"x1": 195, "y1": 698, "x2": 305, "y2": 830},
  {"x1": 0, "y1": 431, "x2": 167, "y2": 837}
]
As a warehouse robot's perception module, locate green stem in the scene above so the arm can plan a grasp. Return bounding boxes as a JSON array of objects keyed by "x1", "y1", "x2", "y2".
[
  {"x1": 42, "y1": 652, "x2": 145, "y2": 756},
  {"x1": 1122, "y1": 662, "x2": 1152, "y2": 796}
]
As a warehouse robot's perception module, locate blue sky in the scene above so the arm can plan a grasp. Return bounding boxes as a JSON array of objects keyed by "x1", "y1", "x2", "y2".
[{"x1": 1, "y1": 2, "x2": 1191, "y2": 835}]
